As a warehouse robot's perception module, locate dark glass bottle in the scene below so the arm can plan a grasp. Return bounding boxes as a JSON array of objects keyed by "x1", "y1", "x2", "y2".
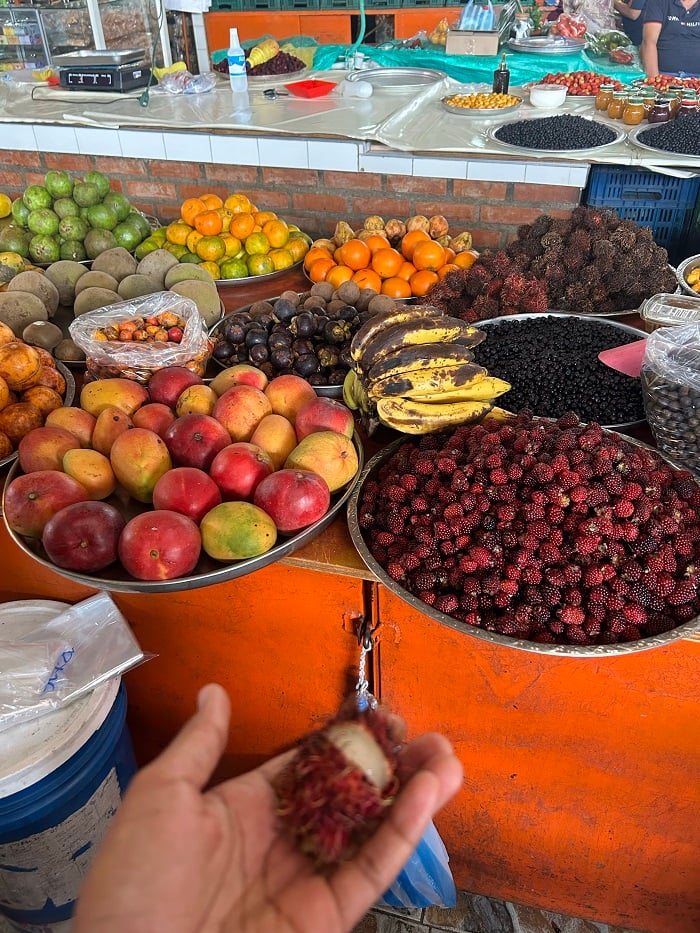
[{"x1": 493, "y1": 54, "x2": 510, "y2": 95}]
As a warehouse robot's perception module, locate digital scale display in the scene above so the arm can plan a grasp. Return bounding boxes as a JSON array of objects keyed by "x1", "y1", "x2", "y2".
[{"x1": 58, "y1": 63, "x2": 151, "y2": 92}]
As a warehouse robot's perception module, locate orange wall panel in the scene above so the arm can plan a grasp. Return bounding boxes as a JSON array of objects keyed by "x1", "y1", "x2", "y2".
[{"x1": 375, "y1": 586, "x2": 700, "y2": 933}]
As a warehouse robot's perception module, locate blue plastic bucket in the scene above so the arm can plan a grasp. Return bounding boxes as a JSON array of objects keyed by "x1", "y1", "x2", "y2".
[{"x1": 0, "y1": 600, "x2": 137, "y2": 932}]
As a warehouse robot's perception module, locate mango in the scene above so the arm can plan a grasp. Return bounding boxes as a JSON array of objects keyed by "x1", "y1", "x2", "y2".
[
  {"x1": 109, "y1": 427, "x2": 172, "y2": 503},
  {"x1": 80, "y1": 377, "x2": 149, "y2": 417}
]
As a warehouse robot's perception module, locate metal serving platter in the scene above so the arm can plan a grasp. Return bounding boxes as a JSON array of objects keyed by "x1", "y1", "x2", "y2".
[
  {"x1": 508, "y1": 36, "x2": 586, "y2": 54},
  {"x1": 345, "y1": 67, "x2": 447, "y2": 91},
  {"x1": 215, "y1": 259, "x2": 303, "y2": 288},
  {"x1": 2, "y1": 432, "x2": 363, "y2": 594},
  {"x1": 486, "y1": 119, "x2": 626, "y2": 154},
  {"x1": 347, "y1": 432, "x2": 700, "y2": 657},
  {"x1": 475, "y1": 312, "x2": 647, "y2": 430},
  {"x1": 0, "y1": 360, "x2": 75, "y2": 470},
  {"x1": 441, "y1": 95, "x2": 522, "y2": 116},
  {"x1": 247, "y1": 66, "x2": 308, "y2": 87},
  {"x1": 209, "y1": 299, "x2": 345, "y2": 398},
  {"x1": 676, "y1": 254, "x2": 700, "y2": 298},
  {"x1": 52, "y1": 48, "x2": 146, "y2": 67},
  {"x1": 626, "y1": 123, "x2": 696, "y2": 158}
]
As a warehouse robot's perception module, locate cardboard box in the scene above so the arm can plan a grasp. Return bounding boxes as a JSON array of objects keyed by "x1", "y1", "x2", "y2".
[{"x1": 446, "y1": 28, "x2": 500, "y2": 56}]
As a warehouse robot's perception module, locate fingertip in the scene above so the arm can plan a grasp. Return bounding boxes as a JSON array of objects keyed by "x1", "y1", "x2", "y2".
[{"x1": 197, "y1": 682, "x2": 229, "y2": 714}]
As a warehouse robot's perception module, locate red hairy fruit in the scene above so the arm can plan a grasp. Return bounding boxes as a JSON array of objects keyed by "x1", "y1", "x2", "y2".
[{"x1": 273, "y1": 700, "x2": 400, "y2": 868}]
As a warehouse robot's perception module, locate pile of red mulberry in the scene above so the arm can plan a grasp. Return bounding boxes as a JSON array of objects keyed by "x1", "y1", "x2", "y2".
[
  {"x1": 426, "y1": 206, "x2": 678, "y2": 322},
  {"x1": 358, "y1": 411, "x2": 700, "y2": 646}
]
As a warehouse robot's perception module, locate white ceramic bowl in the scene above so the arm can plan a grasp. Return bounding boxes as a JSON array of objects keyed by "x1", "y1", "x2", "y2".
[{"x1": 529, "y1": 83, "x2": 568, "y2": 109}]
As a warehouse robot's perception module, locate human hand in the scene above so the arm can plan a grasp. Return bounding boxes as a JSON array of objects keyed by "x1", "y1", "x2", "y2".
[{"x1": 74, "y1": 683, "x2": 463, "y2": 933}]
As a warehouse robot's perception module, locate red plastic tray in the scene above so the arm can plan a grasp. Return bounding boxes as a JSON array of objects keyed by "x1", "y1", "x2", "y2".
[{"x1": 284, "y1": 79, "x2": 336, "y2": 98}]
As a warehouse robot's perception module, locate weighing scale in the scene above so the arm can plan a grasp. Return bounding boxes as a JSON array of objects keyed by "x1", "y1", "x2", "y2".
[{"x1": 54, "y1": 48, "x2": 151, "y2": 92}]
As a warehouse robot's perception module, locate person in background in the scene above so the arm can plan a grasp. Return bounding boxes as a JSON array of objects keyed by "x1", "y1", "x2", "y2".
[
  {"x1": 73, "y1": 683, "x2": 463, "y2": 933},
  {"x1": 613, "y1": 0, "x2": 647, "y2": 44},
  {"x1": 640, "y1": 0, "x2": 700, "y2": 75},
  {"x1": 563, "y1": 0, "x2": 620, "y2": 32}
]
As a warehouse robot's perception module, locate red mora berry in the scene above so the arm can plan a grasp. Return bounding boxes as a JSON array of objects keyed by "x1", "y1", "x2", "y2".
[
  {"x1": 559, "y1": 606, "x2": 585, "y2": 626},
  {"x1": 420, "y1": 590, "x2": 437, "y2": 606},
  {"x1": 434, "y1": 594, "x2": 459, "y2": 614},
  {"x1": 667, "y1": 580, "x2": 698, "y2": 605}
]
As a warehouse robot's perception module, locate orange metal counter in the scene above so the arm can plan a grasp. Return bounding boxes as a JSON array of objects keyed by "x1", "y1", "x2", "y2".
[{"x1": 1, "y1": 268, "x2": 699, "y2": 932}]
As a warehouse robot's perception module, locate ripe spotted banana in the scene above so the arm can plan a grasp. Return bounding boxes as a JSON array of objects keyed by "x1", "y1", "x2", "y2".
[
  {"x1": 368, "y1": 363, "x2": 487, "y2": 400},
  {"x1": 367, "y1": 343, "x2": 481, "y2": 384},
  {"x1": 350, "y1": 304, "x2": 445, "y2": 361},
  {"x1": 408, "y1": 376, "x2": 511, "y2": 403},
  {"x1": 376, "y1": 397, "x2": 493, "y2": 434},
  {"x1": 358, "y1": 318, "x2": 485, "y2": 374}
]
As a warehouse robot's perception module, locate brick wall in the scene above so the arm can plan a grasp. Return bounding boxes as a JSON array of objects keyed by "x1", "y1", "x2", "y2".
[{"x1": 0, "y1": 151, "x2": 583, "y2": 251}]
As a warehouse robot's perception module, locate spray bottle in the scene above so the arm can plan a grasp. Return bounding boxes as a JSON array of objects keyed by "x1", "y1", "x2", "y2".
[{"x1": 227, "y1": 28, "x2": 248, "y2": 93}]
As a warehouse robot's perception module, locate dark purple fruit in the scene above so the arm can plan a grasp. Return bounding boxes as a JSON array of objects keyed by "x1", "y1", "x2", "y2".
[
  {"x1": 295, "y1": 354, "x2": 320, "y2": 377},
  {"x1": 249, "y1": 343, "x2": 269, "y2": 365},
  {"x1": 324, "y1": 321, "x2": 347, "y2": 344},
  {"x1": 291, "y1": 312, "x2": 316, "y2": 338},
  {"x1": 271, "y1": 347, "x2": 293, "y2": 369},
  {"x1": 318, "y1": 345, "x2": 339, "y2": 368},
  {"x1": 213, "y1": 342, "x2": 235, "y2": 362},
  {"x1": 223, "y1": 321, "x2": 245, "y2": 345},
  {"x1": 245, "y1": 327, "x2": 268, "y2": 348},
  {"x1": 273, "y1": 298, "x2": 297, "y2": 323},
  {"x1": 292, "y1": 338, "x2": 314, "y2": 356},
  {"x1": 269, "y1": 332, "x2": 292, "y2": 350}
]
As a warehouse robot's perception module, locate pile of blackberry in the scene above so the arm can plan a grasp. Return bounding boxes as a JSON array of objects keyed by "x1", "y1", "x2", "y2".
[
  {"x1": 494, "y1": 114, "x2": 617, "y2": 150},
  {"x1": 358, "y1": 411, "x2": 700, "y2": 646}
]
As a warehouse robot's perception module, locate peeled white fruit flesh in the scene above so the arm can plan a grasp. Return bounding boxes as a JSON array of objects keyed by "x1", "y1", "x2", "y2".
[{"x1": 326, "y1": 722, "x2": 392, "y2": 791}]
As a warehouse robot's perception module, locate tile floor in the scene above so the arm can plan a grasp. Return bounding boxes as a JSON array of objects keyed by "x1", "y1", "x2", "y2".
[{"x1": 352, "y1": 891, "x2": 647, "y2": 933}]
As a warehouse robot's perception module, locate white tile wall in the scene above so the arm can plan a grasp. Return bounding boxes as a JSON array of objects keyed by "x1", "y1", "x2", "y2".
[
  {"x1": 413, "y1": 157, "x2": 467, "y2": 180},
  {"x1": 467, "y1": 160, "x2": 527, "y2": 182},
  {"x1": 307, "y1": 139, "x2": 359, "y2": 172},
  {"x1": 258, "y1": 136, "x2": 308, "y2": 168},
  {"x1": 3, "y1": 124, "x2": 38, "y2": 151},
  {"x1": 163, "y1": 132, "x2": 213, "y2": 163},
  {"x1": 359, "y1": 151, "x2": 414, "y2": 175},
  {"x1": 33, "y1": 125, "x2": 78, "y2": 154},
  {"x1": 75, "y1": 128, "x2": 122, "y2": 157},
  {"x1": 210, "y1": 134, "x2": 260, "y2": 166},
  {"x1": 119, "y1": 130, "x2": 166, "y2": 159}
]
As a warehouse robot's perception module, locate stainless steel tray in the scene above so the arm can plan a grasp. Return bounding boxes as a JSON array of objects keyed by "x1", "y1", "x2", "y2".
[
  {"x1": 347, "y1": 432, "x2": 700, "y2": 657},
  {"x1": 626, "y1": 123, "x2": 695, "y2": 158},
  {"x1": 247, "y1": 66, "x2": 308, "y2": 86},
  {"x1": 53, "y1": 48, "x2": 145, "y2": 67},
  {"x1": 508, "y1": 36, "x2": 586, "y2": 54},
  {"x1": 215, "y1": 259, "x2": 302, "y2": 288},
  {"x1": 209, "y1": 297, "x2": 346, "y2": 398},
  {"x1": 2, "y1": 432, "x2": 364, "y2": 594},
  {"x1": 676, "y1": 254, "x2": 700, "y2": 298},
  {"x1": 475, "y1": 312, "x2": 647, "y2": 430},
  {"x1": 0, "y1": 361, "x2": 75, "y2": 470},
  {"x1": 345, "y1": 67, "x2": 447, "y2": 90},
  {"x1": 487, "y1": 118, "x2": 625, "y2": 154},
  {"x1": 441, "y1": 95, "x2": 522, "y2": 116}
]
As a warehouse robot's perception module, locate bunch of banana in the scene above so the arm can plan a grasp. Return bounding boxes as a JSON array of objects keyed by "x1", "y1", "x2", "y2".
[
  {"x1": 247, "y1": 38, "x2": 280, "y2": 67},
  {"x1": 343, "y1": 304, "x2": 511, "y2": 435}
]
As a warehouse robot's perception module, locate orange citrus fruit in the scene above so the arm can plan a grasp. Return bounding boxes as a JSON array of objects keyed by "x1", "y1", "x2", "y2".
[
  {"x1": 437, "y1": 263, "x2": 459, "y2": 280},
  {"x1": 365, "y1": 233, "x2": 391, "y2": 254},
  {"x1": 269, "y1": 248, "x2": 294, "y2": 271},
  {"x1": 339, "y1": 238, "x2": 371, "y2": 271},
  {"x1": 224, "y1": 193, "x2": 253, "y2": 213},
  {"x1": 401, "y1": 229, "x2": 431, "y2": 260},
  {"x1": 199, "y1": 260, "x2": 221, "y2": 279},
  {"x1": 186, "y1": 229, "x2": 203, "y2": 254},
  {"x1": 194, "y1": 210, "x2": 223, "y2": 236},
  {"x1": 412, "y1": 240, "x2": 446, "y2": 272},
  {"x1": 200, "y1": 193, "x2": 223, "y2": 210},
  {"x1": 381, "y1": 276, "x2": 412, "y2": 299},
  {"x1": 217, "y1": 207, "x2": 234, "y2": 233},
  {"x1": 352, "y1": 268, "x2": 382, "y2": 292},
  {"x1": 262, "y1": 219, "x2": 289, "y2": 249},
  {"x1": 244, "y1": 232, "x2": 271, "y2": 256},
  {"x1": 326, "y1": 265, "x2": 354, "y2": 290},
  {"x1": 196, "y1": 235, "x2": 226, "y2": 263},
  {"x1": 286, "y1": 237, "x2": 309, "y2": 263},
  {"x1": 222, "y1": 233, "x2": 243, "y2": 257},
  {"x1": 219, "y1": 257, "x2": 248, "y2": 279},
  {"x1": 444, "y1": 247, "x2": 456, "y2": 264},
  {"x1": 247, "y1": 254, "x2": 275, "y2": 276},
  {"x1": 230, "y1": 212, "x2": 256, "y2": 240},
  {"x1": 304, "y1": 246, "x2": 334, "y2": 271},
  {"x1": 409, "y1": 269, "x2": 439, "y2": 297},
  {"x1": 181, "y1": 197, "x2": 206, "y2": 227},
  {"x1": 396, "y1": 261, "x2": 417, "y2": 281},
  {"x1": 165, "y1": 243, "x2": 188, "y2": 259},
  {"x1": 454, "y1": 249, "x2": 480, "y2": 270},
  {"x1": 371, "y1": 247, "x2": 404, "y2": 279},
  {"x1": 308, "y1": 257, "x2": 336, "y2": 283},
  {"x1": 254, "y1": 210, "x2": 277, "y2": 227},
  {"x1": 166, "y1": 221, "x2": 193, "y2": 246}
]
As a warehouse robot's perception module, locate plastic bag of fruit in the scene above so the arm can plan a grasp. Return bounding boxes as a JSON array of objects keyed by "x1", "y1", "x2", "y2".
[{"x1": 69, "y1": 291, "x2": 212, "y2": 384}]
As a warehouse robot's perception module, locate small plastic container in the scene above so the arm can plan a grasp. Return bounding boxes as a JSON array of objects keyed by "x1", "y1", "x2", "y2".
[
  {"x1": 639, "y1": 293, "x2": 700, "y2": 333},
  {"x1": 529, "y1": 83, "x2": 567, "y2": 109},
  {"x1": 284, "y1": 78, "x2": 336, "y2": 98}
]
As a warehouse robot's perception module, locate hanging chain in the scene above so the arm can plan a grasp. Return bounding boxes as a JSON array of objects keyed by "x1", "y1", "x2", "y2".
[{"x1": 355, "y1": 618, "x2": 376, "y2": 712}]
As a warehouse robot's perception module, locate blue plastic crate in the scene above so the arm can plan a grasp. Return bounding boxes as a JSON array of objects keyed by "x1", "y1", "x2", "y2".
[
  {"x1": 282, "y1": 0, "x2": 320, "y2": 7},
  {"x1": 584, "y1": 165, "x2": 700, "y2": 265},
  {"x1": 318, "y1": 0, "x2": 358, "y2": 7},
  {"x1": 209, "y1": 0, "x2": 280, "y2": 9}
]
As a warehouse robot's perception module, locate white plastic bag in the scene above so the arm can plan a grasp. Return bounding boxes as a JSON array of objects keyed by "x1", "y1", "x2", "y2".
[
  {"x1": 458, "y1": 0, "x2": 496, "y2": 31},
  {"x1": 0, "y1": 591, "x2": 148, "y2": 732}
]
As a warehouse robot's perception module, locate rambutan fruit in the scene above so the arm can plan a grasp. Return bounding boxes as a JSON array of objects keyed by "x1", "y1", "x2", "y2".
[{"x1": 273, "y1": 699, "x2": 400, "y2": 868}]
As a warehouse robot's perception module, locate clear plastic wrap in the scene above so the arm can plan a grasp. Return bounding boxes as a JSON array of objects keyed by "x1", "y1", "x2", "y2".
[
  {"x1": 69, "y1": 291, "x2": 213, "y2": 384},
  {"x1": 641, "y1": 322, "x2": 700, "y2": 474},
  {"x1": 0, "y1": 591, "x2": 148, "y2": 732},
  {"x1": 159, "y1": 70, "x2": 217, "y2": 95}
]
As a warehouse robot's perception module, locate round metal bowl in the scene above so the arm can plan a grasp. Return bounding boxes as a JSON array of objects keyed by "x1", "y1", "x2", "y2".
[
  {"x1": 214, "y1": 259, "x2": 303, "y2": 288},
  {"x1": 475, "y1": 312, "x2": 647, "y2": 431},
  {"x1": 1, "y1": 432, "x2": 364, "y2": 594},
  {"x1": 507, "y1": 36, "x2": 586, "y2": 54},
  {"x1": 676, "y1": 254, "x2": 700, "y2": 298},
  {"x1": 440, "y1": 95, "x2": 522, "y2": 117},
  {"x1": 0, "y1": 360, "x2": 75, "y2": 470},
  {"x1": 209, "y1": 298, "x2": 350, "y2": 399},
  {"x1": 345, "y1": 67, "x2": 447, "y2": 91},
  {"x1": 347, "y1": 433, "x2": 700, "y2": 657},
  {"x1": 487, "y1": 118, "x2": 625, "y2": 155}
]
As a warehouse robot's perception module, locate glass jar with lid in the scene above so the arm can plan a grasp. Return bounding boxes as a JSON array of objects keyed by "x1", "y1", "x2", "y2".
[
  {"x1": 648, "y1": 96, "x2": 672, "y2": 123},
  {"x1": 639, "y1": 86, "x2": 658, "y2": 114},
  {"x1": 677, "y1": 98, "x2": 699, "y2": 118},
  {"x1": 622, "y1": 95, "x2": 645, "y2": 125},
  {"x1": 595, "y1": 83, "x2": 615, "y2": 110},
  {"x1": 663, "y1": 92, "x2": 682, "y2": 116},
  {"x1": 607, "y1": 90, "x2": 628, "y2": 119}
]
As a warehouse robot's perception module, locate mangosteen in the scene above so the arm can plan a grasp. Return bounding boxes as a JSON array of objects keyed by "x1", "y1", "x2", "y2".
[
  {"x1": 295, "y1": 354, "x2": 321, "y2": 377},
  {"x1": 290, "y1": 312, "x2": 316, "y2": 338},
  {"x1": 213, "y1": 342, "x2": 235, "y2": 362},
  {"x1": 230, "y1": 312, "x2": 253, "y2": 326},
  {"x1": 329, "y1": 369, "x2": 347, "y2": 385},
  {"x1": 317, "y1": 345, "x2": 340, "y2": 369},
  {"x1": 269, "y1": 332, "x2": 292, "y2": 350},
  {"x1": 271, "y1": 347, "x2": 294, "y2": 370},
  {"x1": 245, "y1": 327, "x2": 268, "y2": 349},
  {"x1": 308, "y1": 372, "x2": 327, "y2": 386},
  {"x1": 249, "y1": 343, "x2": 269, "y2": 365},
  {"x1": 254, "y1": 312, "x2": 274, "y2": 331},
  {"x1": 292, "y1": 337, "x2": 315, "y2": 356},
  {"x1": 323, "y1": 321, "x2": 347, "y2": 345},
  {"x1": 223, "y1": 321, "x2": 246, "y2": 345}
]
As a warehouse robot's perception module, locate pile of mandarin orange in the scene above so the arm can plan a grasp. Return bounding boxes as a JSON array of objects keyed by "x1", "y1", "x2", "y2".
[{"x1": 303, "y1": 231, "x2": 479, "y2": 299}]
